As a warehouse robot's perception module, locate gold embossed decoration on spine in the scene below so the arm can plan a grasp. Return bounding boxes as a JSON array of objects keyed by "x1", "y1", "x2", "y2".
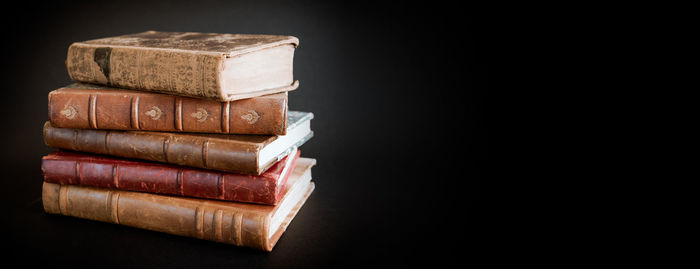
[{"x1": 48, "y1": 85, "x2": 288, "y2": 135}]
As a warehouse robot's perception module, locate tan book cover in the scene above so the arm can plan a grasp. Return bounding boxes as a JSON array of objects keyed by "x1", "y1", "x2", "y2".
[
  {"x1": 66, "y1": 31, "x2": 299, "y2": 101},
  {"x1": 43, "y1": 158, "x2": 316, "y2": 251}
]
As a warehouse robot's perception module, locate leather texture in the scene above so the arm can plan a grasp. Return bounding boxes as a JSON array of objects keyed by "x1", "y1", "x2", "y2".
[
  {"x1": 42, "y1": 158, "x2": 316, "y2": 251},
  {"x1": 78, "y1": 31, "x2": 298, "y2": 54},
  {"x1": 49, "y1": 84, "x2": 287, "y2": 135},
  {"x1": 42, "y1": 150, "x2": 300, "y2": 205},
  {"x1": 65, "y1": 31, "x2": 299, "y2": 101},
  {"x1": 43, "y1": 121, "x2": 280, "y2": 175}
]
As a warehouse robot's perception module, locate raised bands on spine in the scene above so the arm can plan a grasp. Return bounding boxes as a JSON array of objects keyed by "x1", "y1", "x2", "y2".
[
  {"x1": 256, "y1": 215, "x2": 266, "y2": 248},
  {"x1": 88, "y1": 94, "x2": 98, "y2": 128},
  {"x1": 205, "y1": 209, "x2": 215, "y2": 241},
  {"x1": 222, "y1": 102, "x2": 230, "y2": 133},
  {"x1": 175, "y1": 97, "x2": 183, "y2": 131},
  {"x1": 176, "y1": 169, "x2": 183, "y2": 195},
  {"x1": 202, "y1": 140, "x2": 210, "y2": 168},
  {"x1": 72, "y1": 129, "x2": 79, "y2": 151},
  {"x1": 75, "y1": 161, "x2": 81, "y2": 184},
  {"x1": 131, "y1": 96, "x2": 140, "y2": 129},
  {"x1": 104, "y1": 131, "x2": 113, "y2": 155},
  {"x1": 195, "y1": 207, "x2": 204, "y2": 239},
  {"x1": 214, "y1": 209, "x2": 224, "y2": 243},
  {"x1": 217, "y1": 174, "x2": 224, "y2": 199},
  {"x1": 106, "y1": 191, "x2": 120, "y2": 224},
  {"x1": 112, "y1": 164, "x2": 119, "y2": 188},
  {"x1": 232, "y1": 212, "x2": 243, "y2": 246},
  {"x1": 59, "y1": 185, "x2": 68, "y2": 215},
  {"x1": 163, "y1": 137, "x2": 170, "y2": 162}
]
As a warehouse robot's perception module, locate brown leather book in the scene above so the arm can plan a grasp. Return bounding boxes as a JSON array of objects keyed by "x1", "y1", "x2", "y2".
[
  {"x1": 43, "y1": 111, "x2": 313, "y2": 175},
  {"x1": 49, "y1": 83, "x2": 287, "y2": 135},
  {"x1": 66, "y1": 31, "x2": 299, "y2": 101},
  {"x1": 42, "y1": 149, "x2": 300, "y2": 205},
  {"x1": 43, "y1": 158, "x2": 316, "y2": 251}
]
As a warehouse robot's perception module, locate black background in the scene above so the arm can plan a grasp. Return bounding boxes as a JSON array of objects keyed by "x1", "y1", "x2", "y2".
[{"x1": 2, "y1": 1, "x2": 487, "y2": 267}]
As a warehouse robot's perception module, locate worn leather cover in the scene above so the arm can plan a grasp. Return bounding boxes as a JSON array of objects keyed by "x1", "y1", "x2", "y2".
[
  {"x1": 48, "y1": 83, "x2": 287, "y2": 135},
  {"x1": 43, "y1": 111, "x2": 313, "y2": 175},
  {"x1": 43, "y1": 158, "x2": 316, "y2": 251},
  {"x1": 65, "y1": 31, "x2": 299, "y2": 101},
  {"x1": 43, "y1": 121, "x2": 277, "y2": 174},
  {"x1": 42, "y1": 150, "x2": 300, "y2": 205}
]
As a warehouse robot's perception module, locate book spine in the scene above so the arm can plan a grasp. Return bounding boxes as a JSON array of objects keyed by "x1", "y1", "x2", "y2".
[
  {"x1": 42, "y1": 122, "x2": 261, "y2": 174},
  {"x1": 48, "y1": 89, "x2": 287, "y2": 135},
  {"x1": 42, "y1": 182, "x2": 271, "y2": 250},
  {"x1": 40, "y1": 151, "x2": 299, "y2": 205},
  {"x1": 66, "y1": 43, "x2": 224, "y2": 100}
]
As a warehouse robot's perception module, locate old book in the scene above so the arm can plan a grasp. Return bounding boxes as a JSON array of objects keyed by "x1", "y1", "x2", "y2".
[
  {"x1": 66, "y1": 31, "x2": 299, "y2": 101},
  {"x1": 48, "y1": 83, "x2": 287, "y2": 135},
  {"x1": 43, "y1": 157, "x2": 316, "y2": 251},
  {"x1": 42, "y1": 149, "x2": 300, "y2": 205},
  {"x1": 43, "y1": 111, "x2": 313, "y2": 175}
]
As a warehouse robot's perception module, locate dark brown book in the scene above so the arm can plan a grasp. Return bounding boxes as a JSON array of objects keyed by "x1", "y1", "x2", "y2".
[
  {"x1": 42, "y1": 149, "x2": 300, "y2": 205},
  {"x1": 49, "y1": 83, "x2": 287, "y2": 135},
  {"x1": 43, "y1": 111, "x2": 313, "y2": 175},
  {"x1": 66, "y1": 31, "x2": 299, "y2": 101},
  {"x1": 43, "y1": 157, "x2": 316, "y2": 251}
]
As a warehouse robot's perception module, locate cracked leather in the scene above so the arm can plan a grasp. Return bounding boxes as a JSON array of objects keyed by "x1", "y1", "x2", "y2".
[{"x1": 42, "y1": 150, "x2": 300, "y2": 205}]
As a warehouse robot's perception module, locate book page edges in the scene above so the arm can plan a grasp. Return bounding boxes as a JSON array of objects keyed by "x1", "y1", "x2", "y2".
[
  {"x1": 42, "y1": 157, "x2": 315, "y2": 251},
  {"x1": 69, "y1": 40, "x2": 299, "y2": 101},
  {"x1": 266, "y1": 182, "x2": 314, "y2": 251},
  {"x1": 258, "y1": 130, "x2": 313, "y2": 174},
  {"x1": 223, "y1": 80, "x2": 299, "y2": 102}
]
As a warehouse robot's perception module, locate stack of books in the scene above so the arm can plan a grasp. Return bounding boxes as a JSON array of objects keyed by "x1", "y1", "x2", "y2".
[{"x1": 39, "y1": 31, "x2": 315, "y2": 251}]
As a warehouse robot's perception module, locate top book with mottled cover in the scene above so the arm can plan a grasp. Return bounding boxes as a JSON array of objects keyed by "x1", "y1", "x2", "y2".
[{"x1": 66, "y1": 31, "x2": 299, "y2": 101}]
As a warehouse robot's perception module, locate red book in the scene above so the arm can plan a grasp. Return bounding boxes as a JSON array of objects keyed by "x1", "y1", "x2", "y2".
[{"x1": 41, "y1": 149, "x2": 300, "y2": 205}]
